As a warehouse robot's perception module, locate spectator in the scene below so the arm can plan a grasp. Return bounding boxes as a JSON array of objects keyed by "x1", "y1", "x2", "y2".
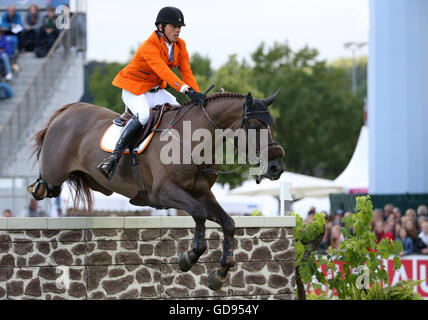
[
  {"x1": 394, "y1": 223, "x2": 402, "y2": 240},
  {"x1": 405, "y1": 208, "x2": 417, "y2": 224},
  {"x1": 0, "y1": 5, "x2": 24, "y2": 52},
  {"x1": 404, "y1": 219, "x2": 419, "y2": 242},
  {"x1": 333, "y1": 209, "x2": 343, "y2": 226},
  {"x1": 393, "y1": 207, "x2": 402, "y2": 224},
  {"x1": 417, "y1": 204, "x2": 428, "y2": 218},
  {"x1": 384, "y1": 203, "x2": 394, "y2": 221},
  {"x1": 330, "y1": 225, "x2": 344, "y2": 249},
  {"x1": 383, "y1": 222, "x2": 395, "y2": 241},
  {"x1": 397, "y1": 228, "x2": 414, "y2": 256},
  {"x1": 371, "y1": 208, "x2": 383, "y2": 229},
  {"x1": 23, "y1": 4, "x2": 42, "y2": 51},
  {"x1": 416, "y1": 221, "x2": 428, "y2": 255},
  {"x1": 28, "y1": 198, "x2": 38, "y2": 217},
  {"x1": 51, "y1": 196, "x2": 63, "y2": 217},
  {"x1": 401, "y1": 215, "x2": 409, "y2": 227},
  {"x1": 373, "y1": 208, "x2": 383, "y2": 222},
  {"x1": 318, "y1": 219, "x2": 333, "y2": 255},
  {"x1": 38, "y1": 6, "x2": 59, "y2": 54},
  {"x1": 386, "y1": 213, "x2": 396, "y2": 226},
  {"x1": 2, "y1": 209, "x2": 12, "y2": 217},
  {"x1": 374, "y1": 221, "x2": 384, "y2": 243},
  {"x1": 417, "y1": 216, "x2": 427, "y2": 233},
  {"x1": 0, "y1": 30, "x2": 13, "y2": 80},
  {"x1": 304, "y1": 207, "x2": 315, "y2": 223}
]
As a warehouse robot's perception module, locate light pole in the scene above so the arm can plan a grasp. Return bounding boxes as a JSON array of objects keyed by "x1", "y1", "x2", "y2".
[{"x1": 344, "y1": 42, "x2": 367, "y2": 96}]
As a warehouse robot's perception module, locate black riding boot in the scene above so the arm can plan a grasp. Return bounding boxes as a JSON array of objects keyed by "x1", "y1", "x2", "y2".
[{"x1": 97, "y1": 116, "x2": 143, "y2": 180}]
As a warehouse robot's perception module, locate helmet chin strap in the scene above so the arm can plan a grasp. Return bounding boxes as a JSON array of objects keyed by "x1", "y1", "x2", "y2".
[{"x1": 159, "y1": 23, "x2": 173, "y2": 44}]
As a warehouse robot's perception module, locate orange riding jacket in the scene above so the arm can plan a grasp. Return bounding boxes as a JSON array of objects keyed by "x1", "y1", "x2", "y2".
[{"x1": 112, "y1": 31, "x2": 200, "y2": 95}]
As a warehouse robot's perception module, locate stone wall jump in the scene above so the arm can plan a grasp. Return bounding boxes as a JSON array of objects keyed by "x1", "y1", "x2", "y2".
[{"x1": 0, "y1": 216, "x2": 296, "y2": 300}]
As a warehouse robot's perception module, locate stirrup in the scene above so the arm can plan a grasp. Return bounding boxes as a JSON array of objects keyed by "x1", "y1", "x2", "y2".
[{"x1": 97, "y1": 155, "x2": 120, "y2": 180}]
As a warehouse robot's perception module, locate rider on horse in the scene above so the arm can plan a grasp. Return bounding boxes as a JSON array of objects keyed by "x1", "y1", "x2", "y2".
[{"x1": 97, "y1": 6, "x2": 206, "y2": 180}]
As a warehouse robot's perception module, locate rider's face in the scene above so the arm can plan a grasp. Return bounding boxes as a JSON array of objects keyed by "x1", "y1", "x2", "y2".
[{"x1": 162, "y1": 24, "x2": 181, "y2": 43}]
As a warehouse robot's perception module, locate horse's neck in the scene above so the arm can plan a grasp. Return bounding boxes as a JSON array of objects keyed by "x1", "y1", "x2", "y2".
[{"x1": 207, "y1": 97, "x2": 244, "y2": 130}]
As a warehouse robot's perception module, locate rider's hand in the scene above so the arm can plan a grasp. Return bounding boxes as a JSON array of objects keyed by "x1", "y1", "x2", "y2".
[{"x1": 185, "y1": 87, "x2": 207, "y2": 106}]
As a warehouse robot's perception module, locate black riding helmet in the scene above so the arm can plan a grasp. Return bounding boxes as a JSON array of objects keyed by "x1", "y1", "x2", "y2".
[{"x1": 155, "y1": 7, "x2": 185, "y2": 27}]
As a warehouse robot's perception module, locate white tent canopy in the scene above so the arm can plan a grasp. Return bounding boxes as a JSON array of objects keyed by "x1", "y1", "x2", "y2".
[
  {"x1": 334, "y1": 125, "x2": 369, "y2": 193},
  {"x1": 229, "y1": 171, "x2": 343, "y2": 199}
]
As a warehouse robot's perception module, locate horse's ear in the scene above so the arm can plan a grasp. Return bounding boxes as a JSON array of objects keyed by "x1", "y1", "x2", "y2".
[
  {"x1": 246, "y1": 92, "x2": 253, "y2": 106},
  {"x1": 262, "y1": 89, "x2": 281, "y2": 107}
]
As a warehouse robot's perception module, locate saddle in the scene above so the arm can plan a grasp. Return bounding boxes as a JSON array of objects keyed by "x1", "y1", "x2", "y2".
[{"x1": 100, "y1": 103, "x2": 179, "y2": 155}]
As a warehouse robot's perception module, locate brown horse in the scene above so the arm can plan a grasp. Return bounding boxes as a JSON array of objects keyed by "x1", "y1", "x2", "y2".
[{"x1": 27, "y1": 90, "x2": 285, "y2": 290}]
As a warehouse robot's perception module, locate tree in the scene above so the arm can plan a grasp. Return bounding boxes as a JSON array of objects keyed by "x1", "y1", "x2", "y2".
[
  {"x1": 250, "y1": 42, "x2": 364, "y2": 179},
  {"x1": 88, "y1": 61, "x2": 126, "y2": 114}
]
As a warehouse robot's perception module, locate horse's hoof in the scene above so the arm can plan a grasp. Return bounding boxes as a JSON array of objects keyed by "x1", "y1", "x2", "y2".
[
  {"x1": 178, "y1": 251, "x2": 193, "y2": 272},
  {"x1": 208, "y1": 268, "x2": 226, "y2": 291}
]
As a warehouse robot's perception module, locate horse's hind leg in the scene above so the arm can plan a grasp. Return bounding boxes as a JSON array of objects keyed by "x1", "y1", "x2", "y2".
[
  {"x1": 157, "y1": 183, "x2": 208, "y2": 272},
  {"x1": 202, "y1": 192, "x2": 236, "y2": 291},
  {"x1": 27, "y1": 177, "x2": 62, "y2": 200},
  {"x1": 28, "y1": 143, "x2": 74, "y2": 200}
]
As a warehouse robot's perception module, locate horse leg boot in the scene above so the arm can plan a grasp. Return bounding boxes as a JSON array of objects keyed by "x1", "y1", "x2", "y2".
[
  {"x1": 203, "y1": 193, "x2": 236, "y2": 291},
  {"x1": 97, "y1": 115, "x2": 142, "y2": 180},
  {"x1": 27, "y1": 178, "x2": 62, "y2": 200},
  {"x1": 178, "y1": 220, "x2": 207, "y2": 272}
]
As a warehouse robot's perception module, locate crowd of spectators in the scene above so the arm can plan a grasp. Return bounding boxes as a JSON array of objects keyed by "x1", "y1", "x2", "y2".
[
  {"x1": 313, "y1": 203, "x2": 428, "y2": 256},
  {"x1": 0, "y1": 2, "x2": 66, "y2": 86}
]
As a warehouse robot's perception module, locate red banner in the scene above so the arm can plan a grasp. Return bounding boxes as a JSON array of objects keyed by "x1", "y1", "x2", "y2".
[{"x1": 310, "y1": 255, "x2": 428, "y2": 299}]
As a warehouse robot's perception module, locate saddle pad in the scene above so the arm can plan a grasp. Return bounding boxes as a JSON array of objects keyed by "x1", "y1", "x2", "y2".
[{"x1": 100, "y1": 124, "x2": 153, "y2": 155}]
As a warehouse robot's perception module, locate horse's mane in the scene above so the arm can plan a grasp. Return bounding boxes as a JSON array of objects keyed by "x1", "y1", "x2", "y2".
[{"x1": 181, "y1": 92, "x2": 245, "y2": 108}]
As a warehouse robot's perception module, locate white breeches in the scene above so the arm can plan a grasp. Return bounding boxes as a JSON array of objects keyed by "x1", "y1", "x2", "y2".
[{"x1": 122, "y1": 89, "x2": 179, "y2": 125}]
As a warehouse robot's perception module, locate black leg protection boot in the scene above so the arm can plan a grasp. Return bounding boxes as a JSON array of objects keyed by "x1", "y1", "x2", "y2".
[{"x1": 97, "y1": 115, "x2": 143, "y2": 180}]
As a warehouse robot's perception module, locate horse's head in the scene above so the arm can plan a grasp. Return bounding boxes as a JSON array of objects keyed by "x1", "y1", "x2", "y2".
[{"x1": 243, "y1": 90, "x2": 285, "y2": 182}]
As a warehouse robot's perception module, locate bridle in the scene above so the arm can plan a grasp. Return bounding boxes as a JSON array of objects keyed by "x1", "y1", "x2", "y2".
[{"x1": 198, "y1": 95, "x2": 278, "y2": 176}]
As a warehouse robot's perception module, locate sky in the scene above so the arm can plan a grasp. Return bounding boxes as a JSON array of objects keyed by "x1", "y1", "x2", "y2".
[{"x1": 85, "y1": 0, "x2": 369, "y2": 69}]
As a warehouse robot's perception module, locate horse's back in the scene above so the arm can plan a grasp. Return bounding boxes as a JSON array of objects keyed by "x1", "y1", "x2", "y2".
[{"x1": 38, "y1": 103, "x2": 118, "y2": 183}]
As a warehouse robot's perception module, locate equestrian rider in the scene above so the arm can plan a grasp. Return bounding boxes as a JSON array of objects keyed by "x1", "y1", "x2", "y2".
[{"x1": 97, "y1": 6, "x2": 206, "y2": 180}]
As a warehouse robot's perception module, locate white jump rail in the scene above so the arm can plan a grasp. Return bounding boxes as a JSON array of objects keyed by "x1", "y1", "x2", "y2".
[{"x1": 0, "y1": 216, "x2": 296, "y2": 230}]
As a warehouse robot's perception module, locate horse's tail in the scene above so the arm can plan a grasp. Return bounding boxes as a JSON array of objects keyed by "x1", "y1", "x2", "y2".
[
  {"x1": 67, "y1": 171, "x2": 94, "y2": 214},
  {"x1": 30, "y1": 103, "x2": 94, "y2": 213},
  {"x1": 31, "y1": 103, "x2": 76, "y2": 160}
]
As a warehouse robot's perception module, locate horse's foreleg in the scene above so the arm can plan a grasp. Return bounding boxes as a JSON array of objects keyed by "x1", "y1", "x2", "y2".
[
  {"x1": 157, "y1": 183, "x2": 207, "y2": 271},
  {"x1": 203, "y1": 193, "x2": 236, "y2": 291},
  {"x1": 179, "y1": 220, "x2": 207, "y2": 272}
]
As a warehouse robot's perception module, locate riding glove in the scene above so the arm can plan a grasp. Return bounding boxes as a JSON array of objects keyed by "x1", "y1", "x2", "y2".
[{"x1": 185, "y1": 88, "x2": 207, "y2": 106}]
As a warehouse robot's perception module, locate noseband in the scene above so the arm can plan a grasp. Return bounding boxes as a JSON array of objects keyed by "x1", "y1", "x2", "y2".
[{"x1": 240, "y1": 101, "x2": 278, "y2": 149}]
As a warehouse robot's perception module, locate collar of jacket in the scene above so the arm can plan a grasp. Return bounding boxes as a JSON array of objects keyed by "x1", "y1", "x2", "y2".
[{"x1": 155, "y1": 30, "x2": 174, "y2": 63}]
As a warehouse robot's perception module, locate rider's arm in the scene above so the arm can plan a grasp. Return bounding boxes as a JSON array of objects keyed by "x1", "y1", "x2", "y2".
[{"x1": 177, "y1": 39, "x2": 200, "y2": 92}]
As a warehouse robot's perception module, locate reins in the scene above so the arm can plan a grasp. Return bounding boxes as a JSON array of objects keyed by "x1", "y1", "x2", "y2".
[{"x1": 153, "y1": 85, "x2": 276, "y2": 177}]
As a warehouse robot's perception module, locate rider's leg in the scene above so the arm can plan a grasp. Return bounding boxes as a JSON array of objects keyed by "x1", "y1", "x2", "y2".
[
  {"x1": 149, "y1": 89, "x2": 180, "y2": 107},
  {"x1": 97, "y1": 90, "x2": 150, "y2": 180}
]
